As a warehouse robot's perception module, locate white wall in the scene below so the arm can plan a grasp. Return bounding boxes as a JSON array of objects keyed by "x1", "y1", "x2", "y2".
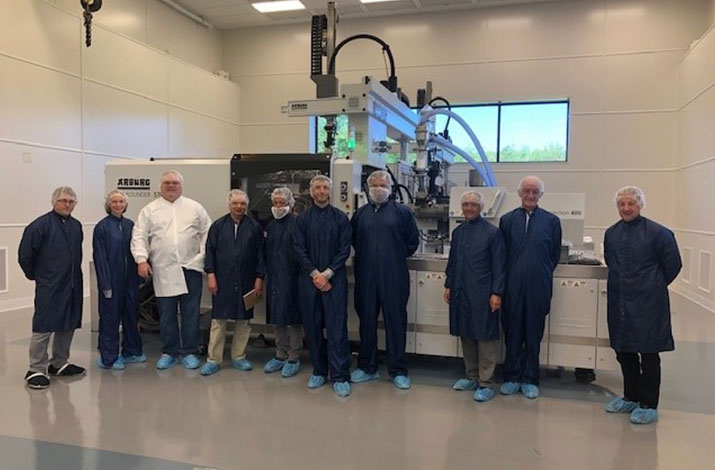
[
  {"x1": 222, "y1": 0, "x2": 709, "y2": 255},
  {"x1": 0, "y1": 0, "x2": 239, "y2": 312},
  {"x1": 673, "y1": 19, "x2": 715, "y2": 313},
  {"x1": 54, "y1": 0, "x2": 223, "y2": 73}
]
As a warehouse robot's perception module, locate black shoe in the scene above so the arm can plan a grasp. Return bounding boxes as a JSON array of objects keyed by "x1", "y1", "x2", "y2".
[
  {"x1": 48, "y1": 363, "x2": 86, "y2": 377},
  {"x1": 574, "y1": 367, "x2": 596, "y2": 383},
  {"x1": 25, "y1": 371, "x2": 50, "y2": 389}
]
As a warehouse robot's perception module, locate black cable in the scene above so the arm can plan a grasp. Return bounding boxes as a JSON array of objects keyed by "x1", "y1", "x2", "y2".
[
  {"x1": 429, "y1": 97, "x2": 451, "y2": 108},
  {"x1": 429, "y1": 96, "x2": 452, "y2": 135},
  {"x1": 362, "y1": 181, "x2": 373, "y2": 206},
  {"x1": 384, "y1": 165, "x2": 402, "y2": 203},
  {"x1": 397, "y1": 184, "x2": 414, "y2": 204},
  {"x1": 328, "y1": 34, "x2": 396, "y2": 90}
]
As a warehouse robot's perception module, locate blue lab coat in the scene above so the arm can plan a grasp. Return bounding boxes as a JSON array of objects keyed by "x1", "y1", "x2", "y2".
[
  {"x1": 93, "y1": 214, "x2": 142, "y2": 362},
  {"x1": 293, "y1": 204, "x2": 352, "y2": 381},
  {"x1": 204, "y1": 214, "x2": 265, "y2": 320},
  {"x1": 604, "y1": 216, "x2": 681, "y2": 353},
  {"x1": 351, "y1": 199, "x2": 419, "y2": 376},
  {"x1": 265, "y1": 214, "x2": 301, "y2": 326},
  {"x1": 499, "y1": 206, "x2": 561, "y2": 385},
  {"x1": 18, "y1": 211, "x2": 83, "y2": 332},
  {"x1": 445, "y1": 216, "x2": 506, "y2": 340}
]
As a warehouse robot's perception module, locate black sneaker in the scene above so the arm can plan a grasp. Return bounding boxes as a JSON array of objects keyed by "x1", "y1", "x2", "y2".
[
  {"x1": 25, "y1": 371, "x2": 50, "y2": 389},
  {"x1": 48, "y1": 363, "x2": 86, "y2": 376}
]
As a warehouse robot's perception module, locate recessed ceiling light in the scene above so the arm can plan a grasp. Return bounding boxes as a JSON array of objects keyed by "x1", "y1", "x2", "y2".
[
  {"x1": 360, "y1": 0, "x2": 401, "y2": 4},
  {"x1": 252, "y1": 1, "x2": 306, "y2": 13}
]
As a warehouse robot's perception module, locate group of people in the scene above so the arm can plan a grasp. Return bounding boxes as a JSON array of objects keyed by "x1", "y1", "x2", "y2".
[{"x1": 19, "y1": 170, "x2": 680, "y2": 425}]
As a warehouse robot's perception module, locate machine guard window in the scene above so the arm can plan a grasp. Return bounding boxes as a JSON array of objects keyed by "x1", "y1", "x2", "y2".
[{"x1": 314, "y1": 100, "x2": 569, "y2": 163}]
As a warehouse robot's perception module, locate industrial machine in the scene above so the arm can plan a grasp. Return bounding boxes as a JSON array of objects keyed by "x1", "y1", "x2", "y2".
[
  {"x1": 97, "y1": 1, "x2": 617, "y2": 373},
  {"x1": 102, "y1": 158, "x2": 614, "y2": 372},
  {"x1": 280, "y1": 2, "x2": 615, "y2": 372}
]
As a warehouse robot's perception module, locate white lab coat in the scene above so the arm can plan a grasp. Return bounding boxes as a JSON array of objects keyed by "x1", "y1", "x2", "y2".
[{"x1": 131, "y1": 196, "x2": 211, "y2": 297}]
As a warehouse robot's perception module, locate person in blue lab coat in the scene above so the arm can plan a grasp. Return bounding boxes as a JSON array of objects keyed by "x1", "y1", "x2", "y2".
[
  {"x1": 499, "y1": 176, "x2": 561, "y2": 399},
  {"x1": 263, "y1": 187, "x2": 303, "y2": 379},
  {"x1": 201, "y1": 189, "x2": 265, "y2": 376},
  {"x1": 603, "y1": 186, "x2": 681, "y2": 425},
  {"x1": 93, "y1": 190, "x2": 145, "y2": 370},
  {"x1": 350, "y1": 170, "x2": 419, "y2": 390},
  {"x1": 19, "y1": 186, "x2": 86, "y2": 389},
  {"x1": 444, "y1": 190, "x2": 506, "y2": 402},
  {"x1": 293, "y1": 175, "x2": 352, "y2": 397}
]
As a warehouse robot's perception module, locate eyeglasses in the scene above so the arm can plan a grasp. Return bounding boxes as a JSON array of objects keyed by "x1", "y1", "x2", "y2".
[
  {"x1": 162, "y1": 181, "x2": 181, "y2": 186},
  {"x1": 56, "y1": 199, "x2": 77, "y2": 205},
  {"x1": 519, "y1": 189, "x2": 541, "y2": 196}
]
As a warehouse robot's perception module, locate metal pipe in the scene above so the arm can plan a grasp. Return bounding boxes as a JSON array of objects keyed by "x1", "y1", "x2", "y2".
[{"x1": 158, "y1": 0, "x2": 214, "y2": 29}]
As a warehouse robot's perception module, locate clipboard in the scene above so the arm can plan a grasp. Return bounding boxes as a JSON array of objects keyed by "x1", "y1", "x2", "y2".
[{"x1": 243, "y1": 289, "x2": 261, "y2": 310}]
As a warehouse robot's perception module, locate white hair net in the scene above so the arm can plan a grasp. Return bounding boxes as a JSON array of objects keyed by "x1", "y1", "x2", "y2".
[
  {"x1": 271, "y1": 187, "x2": 295, "y2": 208},
  {"x1": 309, "y1": 175, "x2": 332, "y2": 194},
  {"x1": 614, "y1": 185, "x2": 646, "y2": 208},
  {"x1": 367, "y1": 170, "x2": 393, "y2": 188}
]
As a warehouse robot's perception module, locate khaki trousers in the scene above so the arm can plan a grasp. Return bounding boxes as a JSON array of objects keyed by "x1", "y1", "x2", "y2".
[
  {"x1": 275, "y1": 325, "x2": 303, "y2": 361},
  {"x1": 460, "y1": 337, "x2": 499, "y2": 386},
  {"x1": 207, "y1": 319, "x2": 251, "y2": 364}
]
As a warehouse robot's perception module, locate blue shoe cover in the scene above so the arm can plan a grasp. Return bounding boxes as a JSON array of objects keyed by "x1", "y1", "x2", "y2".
[
  {"x1": 453, "y1": 378, "x2": 478, "y2": 391},
  {"x1": 200, "y1": 362, "x2": 220, "y2": 376},
  {"x1": 156, "y1": 354, "x2": 178, "y2": 370},
  {"x1": 264, "y1": 357, "x2": 285, "y2": 373},
  {"x1": 350, "y1": 368, "x2": 379, "y2": 383},
  {"x1": 474, "y1": 387, "x2": 495, "y2": 402},
  {"x1": 97, "y1": 357, "x2": 124, "y2": 370},
  {"x1": 605, "y1": 397, "x2": 638, "y2": 414},
  {"x1": 281, "y1": 360, "x2": 300, "y2": 378},
  {"x1": 333, "y1": 381, "x2": 351, "y2": 397},
  {"x1": 182, "y1": 354, "x2": 200, "y2": 369},
  {"x1": 307, "y1": 374, "x2": 326, "y2": 389},
  {"x1": 521, "y1": 383, "x2": 540, "y2": 399},
  {"x1": 393, "y1": 375, "x2": 411, "y2": 389},
  {"x1": 630, "y1": 407, "x2": 659, "y2": 424},
  {"x1": 122, "y1": 354, "x2": 147, "y2": 364},
  {"x1": 231, "y1": 359, "x2": 253, "y2": 371},
  {"x1": 500, "y1": 381, "x2": 520, "y2": 395}
]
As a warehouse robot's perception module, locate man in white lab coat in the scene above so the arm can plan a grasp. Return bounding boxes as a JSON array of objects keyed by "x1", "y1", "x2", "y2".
[{"x1": 131, "y1": 170, "x2": 211, "y2": 370}]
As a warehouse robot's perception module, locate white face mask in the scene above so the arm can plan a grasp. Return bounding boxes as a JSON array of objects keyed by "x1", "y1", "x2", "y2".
[
  {"x1": 369, "y1": 187, "x2": 390, "y2": 204},
  {"x1": 271, "y1": 206, "x2": 290, "y2": 219}
]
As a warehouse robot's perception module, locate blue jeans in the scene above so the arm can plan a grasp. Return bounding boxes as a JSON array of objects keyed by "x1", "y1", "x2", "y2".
[{"x1": 155, "y1": 269, "x2": 202, "y2": 356}]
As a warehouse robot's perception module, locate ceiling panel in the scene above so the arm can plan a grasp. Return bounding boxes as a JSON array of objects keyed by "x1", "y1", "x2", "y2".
[
  {"x1": 168, "y1": 0, "x2": 579, "y2": 29},
  {"x1": 420, "y1": 0, "x2": 473, "y2": 7},
  {"x1": 333, "y1": 5, "x2": 366, "y2": 16},
  {"x1": 263, "y1": 10, "x2": 314, "y2": 21},
  {"x1": 361, "y1": 1, "x2": 417, "y2": 14}
]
